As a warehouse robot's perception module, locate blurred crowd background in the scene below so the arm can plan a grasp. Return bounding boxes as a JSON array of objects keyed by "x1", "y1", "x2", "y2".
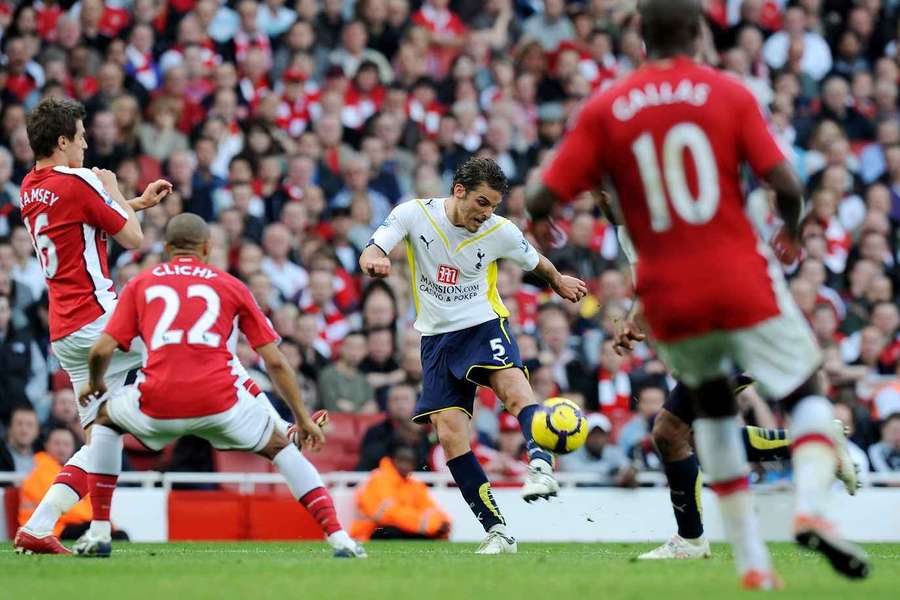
[{"x1": 0, "y1": 0, "x2": 899, "y2": 491}]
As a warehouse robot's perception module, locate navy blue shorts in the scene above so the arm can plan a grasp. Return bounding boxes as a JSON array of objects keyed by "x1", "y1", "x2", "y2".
[{"x1": 413, "y1": 318, "x2": 523, "y2": 424}]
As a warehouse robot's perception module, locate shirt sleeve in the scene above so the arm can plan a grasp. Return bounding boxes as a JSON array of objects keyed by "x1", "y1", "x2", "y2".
[
  {"x1": 104, "y1": 281, "x2": 140, "y2": 352},
  {"x1": 542, "y1": 102, "x2": 607, "y2": 202},
  {"x1": 72, "y1": 168, "x2": 129, "y2": 235},
  {"x1": 235, "y1": 282, "x2": 280, "y2": 349},
  {"x1": 736, "y1": 88, "x2": 787, "y2": 179},
  {"x1": 369, "y1": 201, "x2": 414, "y2": 255},
  {"x1": 496, "y1": 221, "x2": 540, "y2": 271}
]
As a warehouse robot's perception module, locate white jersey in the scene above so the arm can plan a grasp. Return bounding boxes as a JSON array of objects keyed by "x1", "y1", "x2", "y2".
[{"x1": 370, "y1": 197, "x2": 539, "y2": 335}]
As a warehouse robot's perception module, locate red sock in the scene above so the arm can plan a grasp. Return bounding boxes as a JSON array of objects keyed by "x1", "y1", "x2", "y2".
[
  {"x1": 88, "y1": 474, "x2": 118, "y2": 521},
  {"x1": 53, "y1": 465, "x2": 89, "y2": 497},
  {"x1": 299, "y1": 487, "x2": 341, "y2": 535}
]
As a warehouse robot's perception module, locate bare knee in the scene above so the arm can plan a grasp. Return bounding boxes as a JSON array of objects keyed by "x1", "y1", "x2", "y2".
[
  {"x1": 652, "y1": 409, "x2": 693, "y2": 462},
  {"x1": 431, "y1": 410, "x2": 471, "y2": 460},
  {"x1": 258, "y1": 430, "x2": 289, "y2": 460},
  {"x1": 488, "y1": 368, "x2": 533, "y2": 415}
]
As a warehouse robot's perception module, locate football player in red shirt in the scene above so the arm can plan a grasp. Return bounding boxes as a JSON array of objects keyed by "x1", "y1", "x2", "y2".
[
  {"x1": 15, "y1": 98, "x2": 172, "y2": 555},
  {"x1": 527, "y1": 0, "x2": 869, "y2": 588},
  {"x1": 72, "y1": 214, "x2": 365, "y2": 559}
]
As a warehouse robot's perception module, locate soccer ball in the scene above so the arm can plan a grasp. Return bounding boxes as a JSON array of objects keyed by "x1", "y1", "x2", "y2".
[{"x1": 531, "y1": 397, "x2": 588, "y2": 454}]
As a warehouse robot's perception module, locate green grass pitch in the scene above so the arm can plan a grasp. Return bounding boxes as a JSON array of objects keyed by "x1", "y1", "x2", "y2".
[{"x1": 2, "y1": 542, "x2": 898, "y2": 599}]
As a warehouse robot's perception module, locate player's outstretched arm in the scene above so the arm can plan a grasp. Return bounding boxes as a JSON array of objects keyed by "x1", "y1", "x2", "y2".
[
  {"x1": 530, "y1": 254, "x2": 588, "y2": 303},
  {"x1": 359, "y1": 243, "x2": 391, "y2": 278},
  {"x1": 79, "y1": 333, "x2": 118, "y2": 406},
  {"x1": 765, "y1": 162, "x2": 805, "y2": 240},
  {"x1": 256, "y1": 342, "x2": 325, "y2": 451}
]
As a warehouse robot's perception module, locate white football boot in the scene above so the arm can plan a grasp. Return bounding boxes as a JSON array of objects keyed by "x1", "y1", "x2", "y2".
[
  {"x1": 73, "y1": 530, "x2": 112, "y2": 558},
  {"x1": 521, "y1": 459, "x2": 559, "y2": 503},
  {"x1": 475, "y1": 525, "x2": 517, "y2": 555},
  {"x1": 328, "y1": 531, "x2": 367, "y2": 558},
  {"x1": 832, "y1": 420, "x2": 860, "y2": 496},
  {"x1": 637, "y1": 535, "x2": 712, "y2": 560}
]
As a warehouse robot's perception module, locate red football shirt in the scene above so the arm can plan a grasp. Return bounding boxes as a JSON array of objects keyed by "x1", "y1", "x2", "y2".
[
  {"x1": 543, "y1": 57, "x2": 787, "y2": 342},
  {"x1": 104, "y1": 256, "x2": 278, "y2": 419},
  {"x1": 20, "y1": 166, "x2": 129, "y2": 341}
]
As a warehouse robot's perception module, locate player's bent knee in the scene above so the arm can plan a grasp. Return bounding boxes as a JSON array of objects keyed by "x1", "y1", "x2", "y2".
[
  {"x1": 780, "y1": 374, "x2": 823, "y2": 412},
  {"x1": 258, "y1": 430, "x2": 289, "y2": 460},
  {"x1": 430, "y1": 410, "x2": 471, "y2": 458},
  {"x1": 652, "y1": 409, "x2": 693, "y2": 462},
  {"x1": 689, "y1": 378, "x2": 738, "y2": 419},
  {"x1": 488, "y1": 368, "x2": 533, "y2": 414}
]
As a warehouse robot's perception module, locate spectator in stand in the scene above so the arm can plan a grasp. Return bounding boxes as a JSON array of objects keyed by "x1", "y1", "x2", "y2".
[
  {"x1": 350, "y1": 443, "x2": 451, "y2": 540},
  {"x1": 559, "y1": 413, "x2": 637, "y2": 487},
  {"x1": 869, "y1": 413, "x2": 900, "y2": 474},
  {"x1": 618, "y1": 383, "x2": 667, "y2": 470},
  {"x1": 0, "y1": 294, "x2": 33, "y2": 423},
  {"x1": 0, "y1": 406, "x2": 39, "y2": 474},
  {"x1": 762, "y1": 5, "x2": 832, "y2": 81},
  {"x1": 18, "y1": 427, "x2": 93, "y2": 539},
  {"x1": 549, "y1": 213, "x2": 610, "y2": 284},
  {"x1": 261, "y1": 222, "x2": 308, "y2": 301},
  {"x1": 522, "y1": 0, "x2": 574, "y2": 52},
  {"x1": 43, "y1": 388, "x2": 84, "y2": 446},
  {"x1": 357, "y1": 383, "x2": 429, "y2": 471},
  {"x1": 317, "y1": 331, "x2": 376, "y2": 414},
  {"x1": 361, "y1": 327, "x2": 405, "y2": 408}
]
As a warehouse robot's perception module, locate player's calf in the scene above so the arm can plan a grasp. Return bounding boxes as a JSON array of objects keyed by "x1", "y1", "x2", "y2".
[
  {"x1": 75, "y1": 420, "x2": 122, "y2": 558},
  {"x1": 260, "y1": 430, "x2": 366, "y2": 558}
]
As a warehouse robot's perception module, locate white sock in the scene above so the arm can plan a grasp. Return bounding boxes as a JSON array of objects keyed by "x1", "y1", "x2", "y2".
[
  {"x1": 271, "y1": 445, "x2": 324, "y2": 500},
  {"x1": 24, "y1": 444, "x2": 94, "y2": 535},
  {"x1": 790, "y1": 396, "x2": 837, "y2": 517},
  {"x1": 693, "y1": 417, "x2": 770, "y2": 575},
  {"x1": 89, "y1": 520, "x2": 111, "y2": 538},
  {"x1": 327, "y1": 530, "x2": 353, "y2": 548},
  {"x1": 88, "y1": 425, "x2": 123, "y2": 475},
  {"x1": 24, "y1": 484, "x2": 80, "y2": 536}
]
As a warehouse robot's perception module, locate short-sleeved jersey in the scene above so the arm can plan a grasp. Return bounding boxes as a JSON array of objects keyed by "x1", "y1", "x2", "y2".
[
  {"x1": 19, "y1": 166, "x2": 129, "y2": 341},
  {"x1": 104, "y1": 256, "x2": 278, "y2": 419},
  {"x1": 543, "y1": 57, "x2": 787, "y2": 342},
  {"x1": 370, "y1": 197, "x2": 539, "y2": 335}
]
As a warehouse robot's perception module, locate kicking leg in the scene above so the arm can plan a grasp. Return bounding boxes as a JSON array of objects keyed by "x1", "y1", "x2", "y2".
[
  {"x1": 257, "y1": 431, "x2": 366, "y2": 558},
  {"x1": 782, "y1": 377, "x2": 869, "y2": 578},
  {"x1": 430, "y1": 409, "x2": 515, "y2": 554},
  {"x1": 689, "y1": 379, "x2": 776, "y2": 589},
  {"x1": 638, "y1": 406, "x2": 710, "y2": 560},
  {"x1": 488, "y1": 368, "x2": 558, "y2": 503}
]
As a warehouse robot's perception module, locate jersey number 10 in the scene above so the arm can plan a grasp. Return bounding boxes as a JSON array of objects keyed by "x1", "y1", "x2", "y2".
[{"x1": 631, "y1": 123, "x2": 721, "y2": 232}]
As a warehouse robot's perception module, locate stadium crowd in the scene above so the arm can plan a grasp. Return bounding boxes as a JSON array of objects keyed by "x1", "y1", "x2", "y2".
[{"x1": 1, "y1": 0, "x2": 899, "y2": 487}]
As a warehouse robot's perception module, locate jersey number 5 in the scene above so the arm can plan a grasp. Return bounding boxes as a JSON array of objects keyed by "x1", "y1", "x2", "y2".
[
  {"x1": 23, "y1": 214, "x2": 58, "y2": 278},
  {"x1": 145, "y1": 284, "x2": 222, "y2": 350},
  {"x1": 631, "y1": 123, "x2": 720, "y2": 232}
]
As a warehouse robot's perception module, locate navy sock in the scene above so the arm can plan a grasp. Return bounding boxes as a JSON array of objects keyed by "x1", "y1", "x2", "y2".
[
  {"x1": 516, "y1": 405, "x2": 553, "y2": 465},
  {"x1": 663, "y1": 455, "x2": 704, "y2": 540},
  {"x1": 742, "y1": 426, "x2": 792, "y2": 462},
  {"x1": 446, "y1": 451, "x2": 504, "y2": 533}
]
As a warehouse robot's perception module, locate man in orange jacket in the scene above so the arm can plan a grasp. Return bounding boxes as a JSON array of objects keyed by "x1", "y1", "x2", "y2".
[
  {"x1": 19, "y1": 428, "x2": 92, "y2": 539},
  {"x1": 351, "y1": 445, "x2": 452, "y2": 540}
]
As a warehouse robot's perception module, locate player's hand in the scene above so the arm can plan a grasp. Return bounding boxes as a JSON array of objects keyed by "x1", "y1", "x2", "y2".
[
  {"x1": 551, "y1": 274, "x2": 588, "y2": 303},
  {"x1": 92, "y1": 167, "x2": 119, "y2": 191},
  {"x1": 77, "y1": 381, "x2": 107, "y2": 407},
  {"x1": 362, "y1": 256, "x2": 391, "y2": 278},
  {"x1": 770, "y1": 224, "x2": 801, "y2": 265},
  {"x1": 133, "y1": 179, "x2": 173, "y2": 211},
  {"x1": 297, "y1": 416, "x2": 326, "y2": 452},
  {"x1": 613, "y1": 318, "x2": 646, "y2": 356}
]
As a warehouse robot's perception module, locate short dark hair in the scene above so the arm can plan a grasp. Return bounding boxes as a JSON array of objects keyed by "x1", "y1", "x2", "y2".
[
  {"x1": 452, "y1": 157, "x2": 510, "y2": 196},
  {"x1": 26, "y1": 97, "x2": 86, "y2": 160}
]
